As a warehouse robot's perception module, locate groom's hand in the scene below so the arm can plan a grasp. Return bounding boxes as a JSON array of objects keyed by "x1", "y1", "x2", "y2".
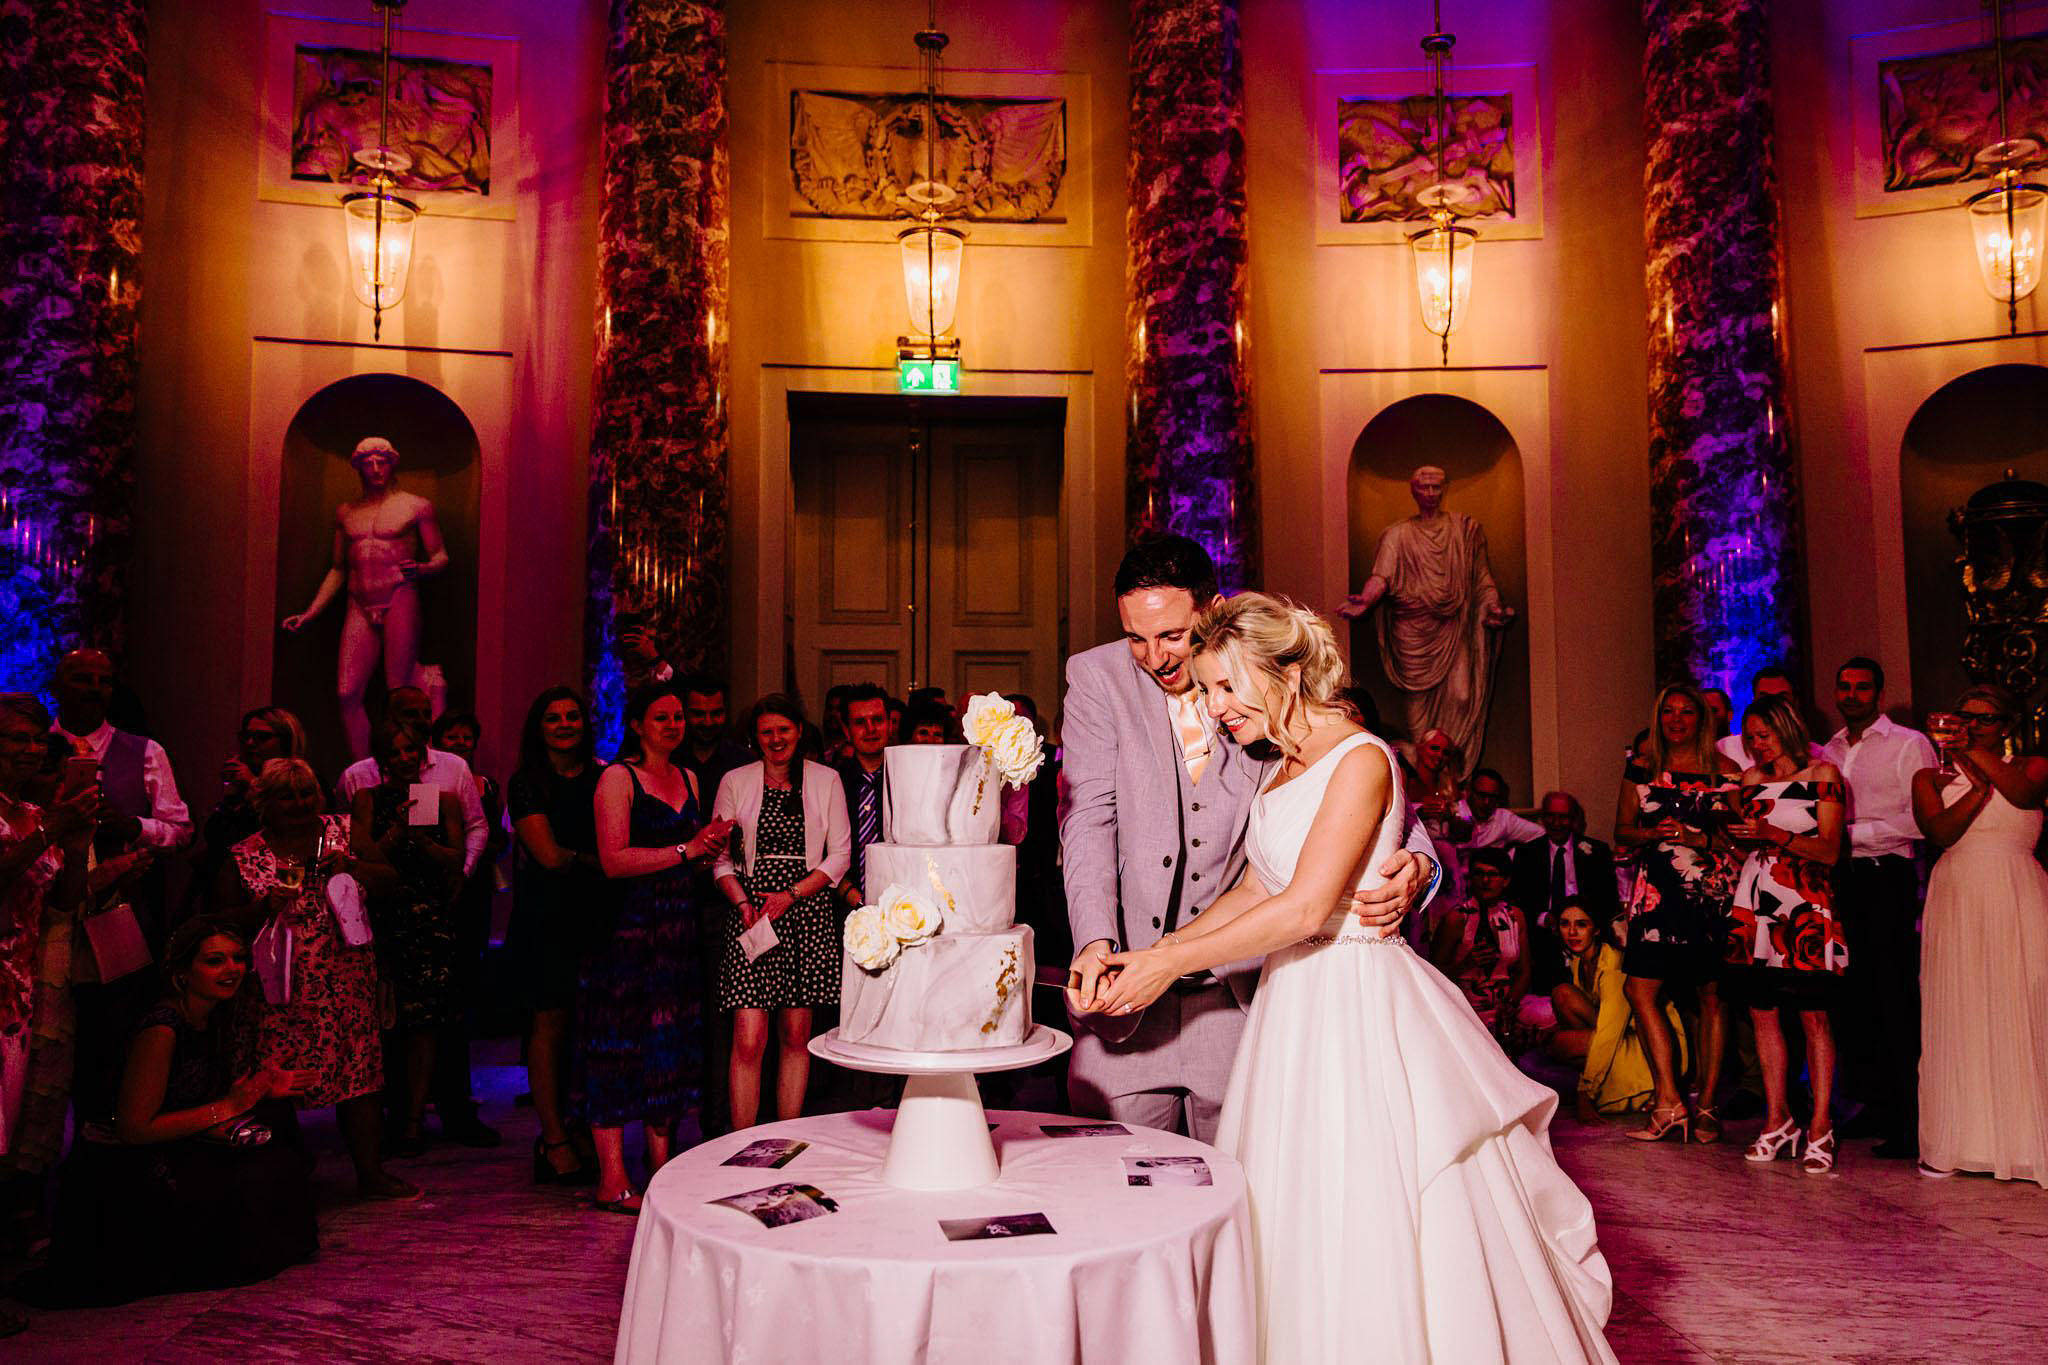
[
  {"x1": 1347, "y1": 851, "x2": 1435, "y2": 938},
  {"x1": 1065, "y1": 939, "x2": 1117, "y2": 1013}
]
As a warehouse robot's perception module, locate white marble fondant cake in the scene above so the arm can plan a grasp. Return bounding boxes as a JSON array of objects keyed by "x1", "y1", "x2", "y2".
[{"x1": 840, "y1": 744, "x2": 1036, "y2": 1052}]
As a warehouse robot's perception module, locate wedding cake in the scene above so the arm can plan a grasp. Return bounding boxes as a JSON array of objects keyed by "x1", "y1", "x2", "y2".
[{"x1": 839, "y1": 698, "x2": 1045, "y2": 1053}]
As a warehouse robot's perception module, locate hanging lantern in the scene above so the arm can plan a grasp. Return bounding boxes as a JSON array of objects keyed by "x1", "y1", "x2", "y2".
[
  {"x1": 1408, "y1": 5, "x2": 1476, "y2": 365},
  {"x1": 899, "y1": 222, "x2": 965, "y2": 338},
  {"x1": 340, "y1": 0, "x2": 418, "y2": 340},
  {"x1": 1965, "y1": 1, "x2": 2047, "y2": 333}
]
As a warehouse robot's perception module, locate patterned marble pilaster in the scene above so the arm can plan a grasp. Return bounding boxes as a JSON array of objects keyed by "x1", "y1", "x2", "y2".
[
  {"x1": 586, "y1": 0, "x2": 731, "y2": 735},
  {"x1": 1643, "y1": 0, "x2": 1800, "y2": 694},
  {"x1": 1125, "y1": 0, "x2": 1257, "y2": 594},
  {"x1": 0, "y1": 0, "x2": 146, "y2": 688}
]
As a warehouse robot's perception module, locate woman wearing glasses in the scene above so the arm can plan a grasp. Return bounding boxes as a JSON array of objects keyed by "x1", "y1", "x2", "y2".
[{"x1": 1913, "y1": 684, "x2": 2048, "y2": 1185}]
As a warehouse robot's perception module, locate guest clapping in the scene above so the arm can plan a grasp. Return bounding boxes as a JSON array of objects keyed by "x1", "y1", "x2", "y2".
[
  {"x1": 507, "y1": 687, "x2": 605, "y2": 1185},
  {"x1": 350, "y1": 720, "x2": 465, "y2": 1157},
  {"x1": 711, "y1": 695, "x2": 850, "y2": 1129},
  {"x1": 585, "y1": 682, "x2": 733, "y2": 1213},
  {"x1": 1726, "y1": 695, "x2": 1847, "y2": 1175},
  {"x1": 215, "y1": 758, "x2": 414, "y2": 1199},
  {"x1": 1912, "y1": 686, "x2": 2048, "y2": 1184}
]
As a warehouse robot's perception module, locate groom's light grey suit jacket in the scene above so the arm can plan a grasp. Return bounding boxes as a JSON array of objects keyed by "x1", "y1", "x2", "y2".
[{"x1": 1060, "y1": 640, "x2": 1272, "y2": 1031}]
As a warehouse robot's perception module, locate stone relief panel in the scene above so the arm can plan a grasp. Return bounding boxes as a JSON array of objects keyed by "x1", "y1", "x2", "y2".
[{"x1": 790, "y1": 89, "x2": 1066, "y2": 223}]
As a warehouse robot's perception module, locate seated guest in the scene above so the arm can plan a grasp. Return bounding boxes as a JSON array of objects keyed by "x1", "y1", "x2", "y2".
[
  {"x1": 1725, "y1": 694, "x2": 1847, "y2": 1175},
  {"x1": 38, "y1": 918, "x2": 317, "y2": 1306},
  {"x1": 183, "y1": 707, "x2": 309, "y2": 926},
  {"x1": 507, "y1": 686, "x2": 605, "y2": 1185},
  {"x1": 1429, "y1": 848, "x2": 1530, "y2": 1040},
  {"x1": 216, "y1": 758, "x2": 415, "y2": 1200},
  {"x1": 1457, "y1": 766, "x2": 1541, "y2": 853},
  {"x1": 1549, "y1": 899, "x2": 1686, "y2": 1121},
  {"x1": 425, "y1": 709, "x2": 504, "y2": 1148},
  {"x1": 350, "y1": 720, "x2": 465, "y2": 1157},
  {"x1": 585, "y1": 683, "x2": 732, "y2": 1212},
  {"x1": 1511, "y1": 791, "x2": 1621, "y2": 969},
  {"x1": 1913, "y1": 685, "x2": 2048, "y2": 1185},
  {"x1": 712, "y1": 695, "x2": 850, "y2": 1130}
]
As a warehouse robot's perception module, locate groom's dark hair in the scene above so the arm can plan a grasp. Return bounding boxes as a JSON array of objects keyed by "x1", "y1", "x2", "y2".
[{"x1": 1114, "y1": 534, "x2": 1217, "y2": 603}]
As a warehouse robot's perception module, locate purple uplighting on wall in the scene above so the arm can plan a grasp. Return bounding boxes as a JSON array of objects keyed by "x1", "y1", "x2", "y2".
[
  {"x1": 1643, "y1": 0, "x2": 1801, "y2": 697},
  {"x1": 1125, "y1": 0, "x2": 1258, "y2": 594}
]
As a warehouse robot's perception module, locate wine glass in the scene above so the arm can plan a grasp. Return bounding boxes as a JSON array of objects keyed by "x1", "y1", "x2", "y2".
[{"x1": 1926, "y1": 712, "x2": 1964, "y2": 778}]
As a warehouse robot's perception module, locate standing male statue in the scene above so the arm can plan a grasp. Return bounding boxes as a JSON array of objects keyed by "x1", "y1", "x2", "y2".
[
  {"x1": 281, "y1": 436, "x2": 449, "y2": 759},
  {"x1": 1339, "y1": 465, "x2": 1514, "y2": 763}
]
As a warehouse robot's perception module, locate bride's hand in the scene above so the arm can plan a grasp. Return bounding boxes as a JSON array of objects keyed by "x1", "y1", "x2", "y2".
[{"x1": 1096, "y1": 945, "x2": 1181, "y2": 1017}]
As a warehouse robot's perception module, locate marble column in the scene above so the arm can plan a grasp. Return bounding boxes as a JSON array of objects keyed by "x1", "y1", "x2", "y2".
[
  {"x1": 0, "y1": 0, "x2": 146, "y2": 686},
  {"x1": 587, "y1": 0, "x2": 731, "y2": 731},
  {"x1": 1126, "y1": 0, "x2": 1257, "y2": 593},
  {"x1": 1643, "y1": 0, "x2": 1800, "y2": 694}
]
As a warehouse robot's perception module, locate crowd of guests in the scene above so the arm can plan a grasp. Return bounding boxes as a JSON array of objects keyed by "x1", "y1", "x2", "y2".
[
  {"x1": 1404, "y1": 658, "x2": 2048, "y2": 1189},
  {"x1": 0, "y1": 631, "x2": 2043, "y2": 1324},
  {"x1": 0, "y1": 648, "x2": 1068, "y2": 1323}
]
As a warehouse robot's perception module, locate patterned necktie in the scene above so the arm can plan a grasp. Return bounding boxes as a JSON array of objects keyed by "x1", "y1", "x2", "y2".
[
  {"x1": 1173, "y1": 690, "x2": 1210, "y2": 786},
  {"x1": 855, "y1": 773, "x2": 881, "y2": 893}
]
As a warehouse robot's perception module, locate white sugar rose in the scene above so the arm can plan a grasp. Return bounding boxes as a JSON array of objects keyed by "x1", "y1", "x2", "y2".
[
  {"x1": 878, "y1": 882, "x2": 944, "y2": 945},
  {"x1": 960, "y1": 692, "x2": 1016, "y2": 747},
  {"x1": 845, "y1": 905, "x2": 900, "y2": 971},
  {"x1": 989, "y1": 715, "x2": 1046, "y2": 787}
]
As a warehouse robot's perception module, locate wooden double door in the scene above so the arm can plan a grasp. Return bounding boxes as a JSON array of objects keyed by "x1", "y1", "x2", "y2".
[{"x1": 789, "y1": 394, "x2": 1065, "y2": 713}]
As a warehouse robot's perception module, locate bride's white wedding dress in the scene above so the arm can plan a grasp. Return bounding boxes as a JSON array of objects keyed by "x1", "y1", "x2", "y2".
[{"x1": 1215, "y1": 731, "x2": 1616, "y2": 1363}]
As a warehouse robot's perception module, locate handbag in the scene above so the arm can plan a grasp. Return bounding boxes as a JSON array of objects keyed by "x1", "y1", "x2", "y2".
[{"x1": 82, "y1": 902, "x2": 151, "y2": 982}]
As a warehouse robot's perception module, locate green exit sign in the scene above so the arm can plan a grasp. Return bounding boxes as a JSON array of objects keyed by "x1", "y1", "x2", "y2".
[{"x1": 897, "y1": 358, "x2": 960, "y2": 393}]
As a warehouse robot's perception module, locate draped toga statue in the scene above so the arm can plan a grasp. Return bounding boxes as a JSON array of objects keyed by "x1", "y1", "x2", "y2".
[{"x1": 1339, "y1": 465, "x2": 1514, "y2": 762}]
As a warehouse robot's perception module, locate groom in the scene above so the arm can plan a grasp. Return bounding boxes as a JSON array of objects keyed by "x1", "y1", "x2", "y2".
[{"x1": 1060, "y1": 536, "x2": 1441, "y2": 1140}]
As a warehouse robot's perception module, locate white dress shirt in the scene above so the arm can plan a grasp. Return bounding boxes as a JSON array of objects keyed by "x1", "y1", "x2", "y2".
[
  {"x1": 337, "y1": 748, "x2": 489, "y2": 874},
  {"x1": 1456, "y1": 801, "x2": 1542, "y2": 850},
  {"x1": 1820, "y1": 714, "x2": 1938, "y2": 860},
  {"x1": 54, "y1": 721, "x2": 191, "y2": 851}
]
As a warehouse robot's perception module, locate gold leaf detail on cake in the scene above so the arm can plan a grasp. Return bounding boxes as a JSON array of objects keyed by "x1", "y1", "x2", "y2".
[
  {"x1": 981, "y1": 946, "x2": 1020, "y2": 1033},
  {"x1": 924, "y1": 855, "x2": 959, "y2": 924}
]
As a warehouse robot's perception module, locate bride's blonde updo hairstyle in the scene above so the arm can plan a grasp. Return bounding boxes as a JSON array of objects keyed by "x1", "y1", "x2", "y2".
[{"x1": 1191, "y1": 592, "x2": 1350, "y2": 763}]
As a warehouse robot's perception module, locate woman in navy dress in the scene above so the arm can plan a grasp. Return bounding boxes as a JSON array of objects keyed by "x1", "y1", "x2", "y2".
[{"x1": 580, "y1": 681, "x2": 735, "y2": 1213}]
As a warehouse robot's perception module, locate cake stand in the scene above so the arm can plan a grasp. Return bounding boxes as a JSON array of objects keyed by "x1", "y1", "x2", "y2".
[{"x1": 809, "y1": 1025, "x2": 1072, "y2": 1191}]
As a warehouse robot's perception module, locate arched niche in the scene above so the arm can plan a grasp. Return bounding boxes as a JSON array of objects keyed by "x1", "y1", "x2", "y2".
[
  {"x1": 271, "y1": 373, "x2": 481, "y2": 776},
  {"x1": 1900, "y1": 363, "x2": 2048, "y2": 717},
  {"x1": 1348, "y1": 395, "x2": 1531, "y2": 803}
]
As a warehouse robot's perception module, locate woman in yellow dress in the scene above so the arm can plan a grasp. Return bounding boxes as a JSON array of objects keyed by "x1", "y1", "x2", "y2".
[{"x1": 1548, "y1": 899, "x2": 1685, "y2": 1120}]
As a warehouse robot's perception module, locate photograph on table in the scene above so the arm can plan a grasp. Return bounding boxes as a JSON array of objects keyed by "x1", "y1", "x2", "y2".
[
  {"x1": 708, "y1": 1183, "x2": 840, "y2": 1228},
  {"x1": 1039, "y1": 1121, "x2": 1129, "y2": 1139},
  {"x1": 1125, "y1": 1155, "x2": 1214, "y2": 1187},
  {"x1": 721, "y1": 1139, "x2": 810, "y2": 1170},
  {"x1": 940, "y1": 1212, "x2": 1057, "y2": 1241}
]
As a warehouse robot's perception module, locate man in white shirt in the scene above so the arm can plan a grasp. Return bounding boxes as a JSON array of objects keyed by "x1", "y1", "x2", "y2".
[
  {"x1": 1821, "y1": 656, "x2": 1937, "y2": 1159},
  {"x1": 51, "y1": 648, "x2": 194, "y2": 1124},
  {"x1": 1457, "y1": 767, "x2": 1542, "y2": 853},
  {"x1": 335, "y1": 685, "x2": 487, "y2": 874},
  {"x1": 1718, "y1": 665, "x2": 1823, "y2": 770}
]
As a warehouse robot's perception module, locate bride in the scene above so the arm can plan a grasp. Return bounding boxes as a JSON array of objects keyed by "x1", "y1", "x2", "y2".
[{"x1": 1083, "y1": 593, "x2": 1615, "y2": 1363}]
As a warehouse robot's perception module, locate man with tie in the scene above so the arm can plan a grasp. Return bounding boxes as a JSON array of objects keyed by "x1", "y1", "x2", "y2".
[
  {"x1": 1510, "y1": 791, "x2": 1622, "y2": 990},
  {"x1": 1060, "y1": 536, "x2": 1441, "y2": 1140},
  {"x1": 833, "y1": 683, "x2": 893, "y2": 909}
]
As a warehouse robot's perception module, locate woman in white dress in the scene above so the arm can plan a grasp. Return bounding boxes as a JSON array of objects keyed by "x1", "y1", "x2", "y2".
[
  {"x1": 1912, "y1": 684, "x2": 2048, "y2": 1185},
  {"x1": 1087, "y1": 594, "x2": 1614, "y2": 1363}
]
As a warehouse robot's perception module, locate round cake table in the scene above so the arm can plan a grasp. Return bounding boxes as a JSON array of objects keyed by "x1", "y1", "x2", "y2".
[{"x1": 614, "y1": 1108, "x2": 1256, "y2": 1364}]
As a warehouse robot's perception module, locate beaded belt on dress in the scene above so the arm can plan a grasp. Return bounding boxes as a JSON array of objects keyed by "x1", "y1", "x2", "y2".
[{"x1": 1300, "y1": 933, "x2": 1409, "y2": 948}]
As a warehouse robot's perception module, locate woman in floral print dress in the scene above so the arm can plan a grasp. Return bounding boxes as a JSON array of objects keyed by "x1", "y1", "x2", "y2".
[{"x1": 218, "y1": 757, "x2": 417, "y2": 1200}]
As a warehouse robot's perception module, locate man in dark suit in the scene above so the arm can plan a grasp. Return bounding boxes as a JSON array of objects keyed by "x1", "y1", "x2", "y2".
[
  {"x1": 1510, "y1": 791, "x2": 1622, "y2": 992},
  {"x1": 831, "y1": 683, "x2": 893, "y2": 911}
]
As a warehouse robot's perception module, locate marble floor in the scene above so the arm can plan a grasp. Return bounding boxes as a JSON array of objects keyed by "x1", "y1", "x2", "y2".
[{"x1": 8, "y1": 1057, "x2": 2047, "y2": 1362}]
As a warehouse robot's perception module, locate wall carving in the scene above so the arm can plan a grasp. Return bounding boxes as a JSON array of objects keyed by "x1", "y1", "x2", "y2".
[
  {"x1": 1336, "y1": 92, "x2": 1515, "y2": 223},
  {"x1": 789, "y1": 89, "x2": 1066, "y2": 223},
  {"x1": 290, "y1": 44, "x2": 493, "y2": 195}
]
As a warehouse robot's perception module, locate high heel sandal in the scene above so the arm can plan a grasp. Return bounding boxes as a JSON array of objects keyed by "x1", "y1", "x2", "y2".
[
  {"x1": 592, "y1": 1188, "x2": 642, "y2": 1216},
  {"x1": 1692, "y1": 1105, "x2": 1722, "y2": 1145},
  {"x1": 1745, "y1": 1118, "x2": 1802, "y2": 1163},
  {"x1": 534, "y1": 1137, "x2": 596, "y2": 1187},
  {"x1": 1801, "y1": 1129, "x2": 1837, "y2": 1176},
  {"x1": 1625, "y1": 1103, "x2": 1691, "y2": 1143}
]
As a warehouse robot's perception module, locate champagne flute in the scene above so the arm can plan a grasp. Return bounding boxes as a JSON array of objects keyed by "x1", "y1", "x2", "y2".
[{"x1": 1926, "y1": 712, "x2": 1963, "y2": 778}]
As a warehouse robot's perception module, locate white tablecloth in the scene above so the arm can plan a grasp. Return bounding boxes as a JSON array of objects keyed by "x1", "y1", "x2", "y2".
[{"x1": 615, "y1": 1108, "x2": 1255, "y2": 1364}]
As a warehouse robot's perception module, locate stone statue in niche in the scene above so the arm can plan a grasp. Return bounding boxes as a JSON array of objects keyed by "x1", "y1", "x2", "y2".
[
  {"x1": 1339, "y1": 465, "x2": 1514, "y2": 764},
  {"x1": 281, "y1": 436, "x2": 448, "y2": 759}
]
